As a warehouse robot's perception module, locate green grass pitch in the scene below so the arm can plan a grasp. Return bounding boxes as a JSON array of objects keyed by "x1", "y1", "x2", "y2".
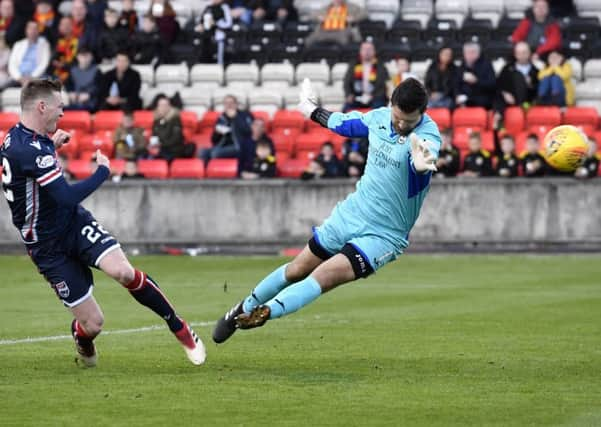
[{"x1": 0, "y1": 254, "x2": 600, "y2": 426}]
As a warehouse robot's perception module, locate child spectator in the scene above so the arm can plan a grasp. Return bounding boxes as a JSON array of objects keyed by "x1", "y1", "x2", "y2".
[
  {"x1": 425, "y1": 46, "x2": 457, "y2": 109},
  {"x1": 98, "y1": 51, "x2": 142, "y2": 110},
  {"x1": 65, "y1": 47, "x2": 102, "y2": 112},
  {"x1": 120, "y1": 159, "x2": 145, "y2": 180},
  {"x1": 130, "y1": 14, "x2": 163, "y2": 65},
  {"x1": 241, "y1": 140, "x2": 277, "y2": 179},
  {"x1": 461, "y1": 132, "x2": 493, "y2": 177},
  {"x1": 152, "y1": 95, "x2": 195, "y2": 161},
  {"x1": 98, "y1": 8, "x2": 129, "y2": 62},
  {"x1": 435, "y1": 129, "x2": 460, "y2": 177},
  {"x1": 114, "y1": 111, "x2": 148, "y2": 160},
  {"x1": 537, "y1": 49, "x2": 573, "y2": 106},
  {"x1": 494, "y1": 133, "x2": 519, "y2": 177},
  {"x1": 52, "y1": 16, "x2": 79, "y2": 82},
  {"x1": 520, "y1": 133, "x2": 546, "y2": 177},
  {"x1": 574, "y1": 138, "x2": 599, "y2": 179},
  {"x1": 119, "y1": 0, "x2": 139, "y2": 34},
  {"x1": 341, "y1": 137, "x2": 368, "y2": 178},
  {"x1": 301, "y1": 142, "x2": 343, "y2": 180}
]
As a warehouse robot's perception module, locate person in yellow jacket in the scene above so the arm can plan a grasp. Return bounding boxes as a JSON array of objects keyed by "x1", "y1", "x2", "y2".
[{"x1": 537, "y1": 49, "x2": 574, "y2": 106}]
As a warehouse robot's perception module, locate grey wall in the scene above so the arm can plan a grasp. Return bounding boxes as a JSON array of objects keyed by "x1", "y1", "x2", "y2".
[{"x1": 1, "y1": 179, "x2": 600, "y2": 246}]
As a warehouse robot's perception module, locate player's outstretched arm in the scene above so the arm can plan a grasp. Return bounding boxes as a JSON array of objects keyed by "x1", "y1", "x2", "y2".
[{"x1": 298, "y1": 78, "x2": 369, "y2": 138}]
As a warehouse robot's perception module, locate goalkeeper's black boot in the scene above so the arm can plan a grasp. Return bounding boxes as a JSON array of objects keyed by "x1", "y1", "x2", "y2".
[{"x1": 212, "y1": 301, "x2": 244, "y2": 343}]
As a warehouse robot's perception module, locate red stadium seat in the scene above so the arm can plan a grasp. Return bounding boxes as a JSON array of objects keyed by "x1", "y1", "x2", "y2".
[
  {"x1": 170, "y1": 158, "x2": 205, "y2": 179},
  {"x1": 272, "y1": 110, "x2": 305, "y2": 131},
  {"x1": 79, "y1": 131, "x2": 115, "y2": 157},
  {"x1": 562, "y1": 107, "x2": 599, "y2": 135},
  {"x1": 67, "y1": 159, "x2": 95, "y2": 180},
  {"x1": 133, "y1": 110, "x2": 154, "y2": 130},
  {"x1": 189, "y1": 130, "x2": 213, "y2": 150},
  {"x1": 526, "y1": 106, "x2": 561, "y2": 128},
  {"x1": 275, "y1": 151, "x2": 290, "y2": 163},
  {"x1": 111, "y1": 158, "x2": 126, "y2": 175},
  {"x1": 295, "y1": 131, "x2": 333, "y2": 160},
  {"x1": 426, "y1": 108, "x2": 451, "y2": 130},
  {"x1": 180, "y1": 110, "x2": 198, "y2": 134},
  {"x1": 452, "y1": 107, "x2": 488, "y2": 129},
  {"x1": 56, "y1": 136, "x2": 79, "y2": 159},
  {"x1": 206, "y1": 158, "x2": 238, "y2": 178},
  {"x1": 251, "y1": 110, "x2": 272, "y2": 131},
  {"x1": 504, "y1": 107, "x2": 525, "y2": 135},
  {"x1": 58, "y1": 111, "x2": 92, "y2": 133},
  {"x1": 137, "y1": 159, "x2": 169, "y2": 179},
  {"x1": 0, "y1": 112, "x2": 18, "y2": 132},
  {"x1": 198, "y1": 110, "x2": 220, "y2": 132},
  {"x1": 453, "y1": 128, "x2": 494, "y2": 151},
  {"x1": 93, "y1": 110, "x2": 124, "y2": 132},
  {"x1": 270, "y1": 128, "x2": 300, "y2": 154},
  {"x1": 277, "y1": 158, "x2": 309, "y2": 178}
]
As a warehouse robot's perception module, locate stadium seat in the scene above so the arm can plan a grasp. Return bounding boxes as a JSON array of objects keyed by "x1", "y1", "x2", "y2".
[
  {"x1": 296, "y1": 0, "x2": 330, "y2": 21},
  {"x1": 67, "y1": 159, "x2": 94, "y2": 180},
  {"x1": 359, "y1": 19, "x2": 388, "y2": 42},
  {"x1": 133, "y1": 110, "x2": 154, "y2": 130},
  {"x1": 190, "y1": 64, "x2": 224, "y2": 88},
  {"x1": 562, "y1": 107, "x2": 599, "y2": 135},
  {"x1": 247, "y1": 88, "x2": 284, "y2": 116},
  {"x1": 575, "y1": 0, "x2": 601, "y2": 22},
  {"x1": 576, "y1": 99, "x2": 601, "y2": 116},
  {"x1": 575, "y1": 79, "x2": 601, "y2": 101},
  {"x1": 366, "y1": 0, "x2": 400, "y2": 28},
  {"x1": 0, "y1": 112, "x2": 19, "y2": 131},
  {"x1": 270, "y1": 127, "x2": 300, "y2": 154},
  {"x1": 131, "y1": 64, "x2": 155, "y2": 87},
  {"x1": 94, "y1": 110, "x2": 124, "y2": 132},
  {"x1": 504, "y1": 107, "x2": 526, "y2": 135},
  {"x1": 155, "y1": 63, "x2": 190, "y2": 87},
  {"x1": 468, "y1": 0, "x2": 504, "y2": 27},
  {"x1": 387, "y1": 19, "x2": 422, "y2": 45},
  {"x1": 584, "y1": 59, "x2": 601, "y2": 80},
  {"x1": 251, "y1": 110, "x2": 272, "y2": 131},
  {"x1": 225, "y1": 63, "x2": 260, "y2": 86},
  {"x1": 206, "y1": 158, "x2": 238, "y2": 178},
  {"x1": 261, "y1": 63, "x2": 295, "y2": 86},
  {"x1": 301, "y1": 43, "x2": 340, "y2": 65},
  {"x1": 453, "y1": 129, "x2": 494, "y2": 151},
  {"x1": 1, "y1": 88, "x2": 21, "y2": 111},
  {"x1": 56, "y1": 134, "x2": 79, "y2": 159},
  {"x1": 401, "y1": 0, "x2": 433, "y2": 29},
  {"x1": 526, "y1": 106, "x2": 561, "y2": 128},
  {"x1": 180, "y1": 111, "x2": 199, "y2": 135},
  {"x1": 170, "y1": 158, "x2": 205, "y2": 179},
  {"x1": 426, "y1": 108, "x2": 451, "y2": 130},
  {"x1": 80, "y1": 131, "x2": 115, "y2": 157},
  {"x1": 281, "y1": 21, "x2": 313, "y2": 46},
  {"x1": 198, "y1": 111, "x2": 221, "y2": 132},
  {"x1": 459, "y1": 18, "x2": 493, "y2": 44},
  {"x1": 272, "y1": 110, "x2": 305, "y2": 131},
  {"x1": 137, "y1": 159, "x2": 169, "y2": 179},
  {"x1": 295, "y1": 62, "x2": 330, "y2": 87},
  {"x1": 181, "y1": 88, "x2": 212, "y2": 116},
  {"x1": 277, "y1": 158, "x2": 310, "y2": 178},
  {"x1": 331, "y1": 63, "x2": 349, "y2": 83},
  {"x1": 452, "y1": 107, "x2": 488, "y2": 129},
  {"x1": 58, "y1": 111, "x2": 92, "y2": 133},
  {"x1": 318, "y1": 86, "x2": 345, "y2": 112},
  {"x1": 211, "y1": 86, "x2": 249, "y2": 111},
  {"x1": 111, "y1": 158, "x2": 126, "y2": 176},
  {"x1": 434, "y1": 0, "x2": 468, "y2": 28},
  {"x1": 505, "y1": 0, "x2": 530, "y2": 19}
]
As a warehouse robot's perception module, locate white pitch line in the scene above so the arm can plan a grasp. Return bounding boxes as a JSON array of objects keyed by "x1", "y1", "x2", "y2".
[{"x1": 0, "y1": 321, "x2": 215, "y2": 346}]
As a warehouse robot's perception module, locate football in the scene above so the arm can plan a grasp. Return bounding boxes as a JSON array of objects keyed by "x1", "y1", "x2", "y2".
[{"x1": 543, "y1": 125, "x2": 590, "y2": 172}]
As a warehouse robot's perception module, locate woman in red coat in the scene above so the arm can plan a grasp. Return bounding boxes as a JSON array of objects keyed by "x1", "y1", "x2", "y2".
[{"x1": 511, "y1": 0, "x2": 561, "y2": 59}]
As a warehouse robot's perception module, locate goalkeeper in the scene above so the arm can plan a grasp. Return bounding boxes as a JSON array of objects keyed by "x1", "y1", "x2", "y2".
[{"x1": 213, "y1": 77, "x2": 442, "y2": 341}]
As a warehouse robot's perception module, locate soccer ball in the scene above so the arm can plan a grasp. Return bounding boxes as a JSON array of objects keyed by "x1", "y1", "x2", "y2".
[{"x1": 543, "y1": 125, "x2": 589, "y2": 172}]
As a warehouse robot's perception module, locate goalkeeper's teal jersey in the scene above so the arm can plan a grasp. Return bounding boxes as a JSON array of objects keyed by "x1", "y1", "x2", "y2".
[{"x1": 326, "y1": 107, "x2": 441, "y2": 248}]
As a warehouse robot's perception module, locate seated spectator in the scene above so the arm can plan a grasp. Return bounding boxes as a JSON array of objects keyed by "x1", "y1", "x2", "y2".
[
  {"x1": 301, "y1": 142, "x2": 343, "y2": 180},
  {"x1": 425, "y1": 46, "x2": 457, "y2": 109},
  {"x1": 186, "y1": 0, "x2": 232, "y2": 64},
  {"x1": 0, "y1": 0, "x2": 25, "y2": 47},
  {"x1": 34, "y1": 0, "x2": 58, "y2": 45},
  {"x1": 228, "y1": 1, "x2": 252, "y2": 25},
  {"x1": 520, "y1": 133, "x2": 546, "y2": 177},
  {"x1": 341, "y1": 137, "x2": 368, "y2": 178},
  {"x1": 51, "y1": 16, "x2": 79, "y2": 82},
  {"x1": 304, "y1": 0, "x2": 365, "y2": 48},
  {"x1": 70, "y1": 0, "x2": 100, "y2": 54},
  {"x1": 241, "y1": 139, "x2": 277, "y2": 179},
  {"x1": 249, "y1": 0, "x2": 298, "y2": 24},
  {"x1": 151, "y1": 95, "x2": 195, "y2": 161},
  {"x1": 389, "y1": 55, "x2": 418, "y2": 97},
  {"x1": 435, "y1": 129, "x2": 460, "y2": 178},
  {"x1": 7, "y1": 20, "x2": 51, "y2": 87},
  {"x1": 0, "y1": 34, "x2": 10, "y2": 88},
  {"x1": 494, "y1": 132, "x2": 519, "y2": 177},
  {"x1": 65, "y1": 47, "x2": 102, "y2": 111},
  {"x1": 537, "y1": 49, "x2": 573, "y2": 106},
  {"x1": 460, "y1": 132, "x2": 493, "y2": 177},
  {"x1": 130, "y1": 14, "x2": 163, "y2": 65},
  {"x1": 455, "y1": 42, "x2": 496, "y2": 109},
  {"x1": 98, "y1": 51, "x2": 142, "y2": 110},
  {"x1": 240, "y1": 118, "x2": 274, "y2": 174},
  {"x1": 87, "y1": 0, "x2": 108, "y2": 29},
  {"x1": 149, "y1": 0, "x2": 179, "y2": 47},
  {"x1": 98, "y1": 8, "x2": 129, "y2": 63},
  {"x1": 494, "y1": 41, "x2": 539, "y2": 125},
  {"x1": 574, "y1": 138, "x2": 599, "y2": 179},
  {"x1": 114, "y1": 110, "x2": 148, "y2": 159},
  {"x1": 511, "y1": 0, "x2": 561, "y2": 59},
  {"x1": 119, "y1": 0, "x2": 139, "y2": 35},
  {"x1": 200, "y1": 95, "x2": 253, "y2": 165},
  {"x1": 343, "y1": 41, "x2": 389, "y2": 111},
  {"x1": 114, "y1": 158, "x2": 145, "y2": 181}
]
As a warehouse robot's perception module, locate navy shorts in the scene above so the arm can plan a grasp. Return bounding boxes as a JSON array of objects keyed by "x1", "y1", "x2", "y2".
[{"x1": 27, "y1": 207, "x2": 120, "y2": 308}]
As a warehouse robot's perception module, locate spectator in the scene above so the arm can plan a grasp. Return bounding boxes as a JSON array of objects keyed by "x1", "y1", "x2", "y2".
[
  {"x1": 34, "y1": 0, "x2": 58, "y2": 45},
  {"x1": 455, "y1": 42, "x2": 496, "y2": 109},
  {"x1": 240, "y1": 118, "x2": 274, "y2": 174},
  {"x1": 301, "y1": 142, "x2": 343, "y2": 180},
  {"x1": 460, "y1": 132, "x2": 493, "y2": 177},
  {"x1": 241, "y1": 139, "x2": 277, "y2": 179},
  {"x1": 98, "y1": 51, "x2": 142, "y2": 110},
  {"x1": 186, "y1": 0, "x2": 233, "y2": 64},
  {"x1": 228, "y1": 1, "x2": 252, "y2": 25},
  {"x1": 98, "y1": 8, "x2": 129, "y2": 62},
  {"x1": 435, "y1": 129, "x2": 460, "y2": 177},
  {"x1": 249, "y1": 0, "x2": 298, "y2": 24},
  {"x1": 574, "y1": 138, "x2": 599, "y2": 179},
  {"x1": 425, "y1": 46, "x2": 458, "y2": 109},
  {"x1": 130, "y1": 14, "x2": 163, "y2": 65},
  {"x1": 304, "y1": 0, "x2": 365, "y2": 47},
  {"x1": 343, "y1": 41, "x2": 389, "y2": 111},
  {"x1": 511, "y1": 0, "x2": 561, "y2": 59},
  {"x1": 113, "y1": 111, "x2": 148, "y2": 159},
  {"x1": 389, "y1": 55, "x2": 418, "y2": 97},
  {"x1": 7, "y1": 20, "x2": 51, "y2": 87},
  {"x1": 494, "y1": 132, "x2": 519, "y2": 177},
  {"x1": 115, "y1": 159, "x2": 145, "y2": 181},
  {"x1": 119, "y1": 0, "x2": 139, "y2": 34},
  {"x1": 537, "y1": 49, "x2": 574, "y2": 106},
  {"x1": 148, "y1": 0, "x2": 179, "y2": 47},
  {"x1": 86, "y1": 0, "x2": 108, "y2": 29},
  {"x1": 520, "y1": 133, "x2": 547, "y2": 177},
  {"x1": 65, "y1": 47, "x2": 102, "y2": 111},
  {"x1": 0, "y1": 34, "x2": 10, "y2": 88},
  {"x1": 70, "y1": 0, "x2": 100, "y2": 54},
  {"x1": 200, "y1": 95, "x2": 253, "y2": 165},
  {"x1": 152, "y1": 95, "x2": 195, "y2": 161},
  {"x1": 51, "y1": 16, "x2": 79, "y2": 83},
  {"x1": 0, "y1": 0, "x2": 25, "y2": 47},
  {"x1": 341, "y1": 137, "x2": 368, "y2": 178},
  {"x1": 494, "y1": 41, "x2": 539, "y2": 125}
]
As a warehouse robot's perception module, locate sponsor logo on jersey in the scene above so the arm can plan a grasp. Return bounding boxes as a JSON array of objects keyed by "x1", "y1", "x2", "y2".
[
  {"x1": 53, "y1": 281, "x2": 70, "y2": 298},
  {"x1": 36, "y1": 155, "x2": 55, "y2": 169},
  {"x1": 30, "y1": 140, "x2": 41, "y2": 150}
]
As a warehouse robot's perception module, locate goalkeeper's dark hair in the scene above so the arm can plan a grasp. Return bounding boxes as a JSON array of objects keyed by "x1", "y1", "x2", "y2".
[{"x1": 390, "y1": 77, "x2": 428, "y2": 114}]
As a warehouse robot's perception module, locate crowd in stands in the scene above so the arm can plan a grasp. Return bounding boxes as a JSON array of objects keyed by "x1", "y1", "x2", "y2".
[{"x1": 0, "y1": 0, "x2": 599, "y2": 180}]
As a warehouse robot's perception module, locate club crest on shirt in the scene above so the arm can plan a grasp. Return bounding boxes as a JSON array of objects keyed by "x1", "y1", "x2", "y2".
[
  {"x1": 53, "y1": 281, "x2": 70, "y2": 298},
  {"x1": 36, "y1": 155, "x2": 55, "y2": 169},
  {"x1": 30, "y1": 140, "x2": 41, "y2": 150},
  {"x1": 397, "y1": 135, "x2": 407, "y2": 144}
]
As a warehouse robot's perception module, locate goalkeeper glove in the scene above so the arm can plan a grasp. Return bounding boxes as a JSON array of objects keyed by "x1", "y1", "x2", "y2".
[
  {"x1": 409, "y1": 133, "x2": 437, "y2": 173},
  {"x1": 298, "y1": 78, "x2": 318, "y2": 118}
]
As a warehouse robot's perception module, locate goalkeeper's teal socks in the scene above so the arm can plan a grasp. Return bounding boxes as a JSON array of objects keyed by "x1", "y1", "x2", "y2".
[
  {"x1": 243, "y1": 264, "x2": 290, "y2": 313},
  {"x1": 265, "y1": 276, "x2": 322, "y2": 319}
]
